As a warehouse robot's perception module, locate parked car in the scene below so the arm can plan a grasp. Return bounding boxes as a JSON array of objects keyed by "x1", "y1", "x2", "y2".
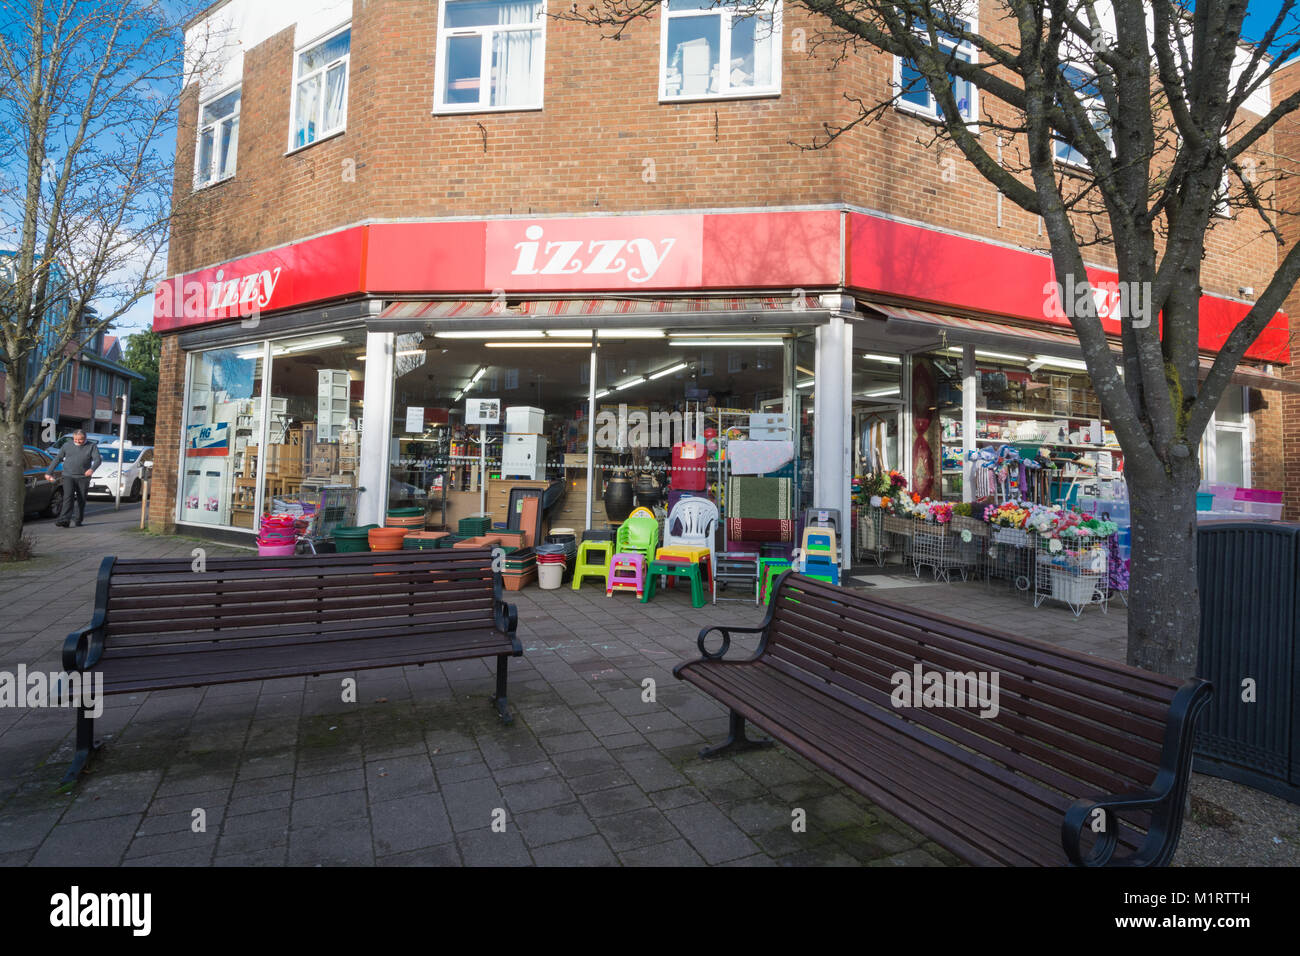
[
  {"x1": 22, "y1": 446, "x2": 64, "y2": 519},
  {"x1": 89, "y1": 445, "x2": 153, "y2": 501},
  {"x1": 44, "y1": 431, "x2": 120, "y2": 456}
]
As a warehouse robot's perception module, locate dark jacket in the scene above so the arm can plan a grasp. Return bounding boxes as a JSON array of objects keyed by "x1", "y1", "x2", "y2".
[{"x1": 48, "y1": 441, "x2": 102, "y2": 478}]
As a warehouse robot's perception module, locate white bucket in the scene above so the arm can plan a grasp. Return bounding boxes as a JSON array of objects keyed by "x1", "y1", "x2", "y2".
[
  {"x1": 538, "y1": 563, "x2": 564, "y2": 590},
  {"x1": 1051, "y1": 569, "x2": 1100, "y2": 605}
]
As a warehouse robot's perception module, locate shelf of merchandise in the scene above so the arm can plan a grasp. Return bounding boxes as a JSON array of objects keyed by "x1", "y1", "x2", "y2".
[{"x1": 976, "y1": 407, "x2": 1111, "y2": 423}]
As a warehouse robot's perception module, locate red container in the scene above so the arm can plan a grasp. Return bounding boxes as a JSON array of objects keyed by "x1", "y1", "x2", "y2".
[{"x1": 672, "y1": 442, "x2": 707, "y2": 491}]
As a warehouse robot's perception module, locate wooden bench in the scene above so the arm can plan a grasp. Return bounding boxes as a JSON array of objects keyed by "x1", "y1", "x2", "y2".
[
  {"x1": 61, "y1": 547, "x2": 521, "y2": 784},
  {"x1": 673, "y1": 571, "x2": 1212, "y2": 867}
]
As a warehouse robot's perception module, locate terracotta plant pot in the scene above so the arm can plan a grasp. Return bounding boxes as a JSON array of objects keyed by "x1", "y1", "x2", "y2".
[{"x1": 368, "y1": 527, "x2": 409, "y2": 552}]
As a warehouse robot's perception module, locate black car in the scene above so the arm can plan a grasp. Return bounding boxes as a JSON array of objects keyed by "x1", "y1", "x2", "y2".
[{"x1": 22, "y1": 445, "x2": 64, "y2": 519}]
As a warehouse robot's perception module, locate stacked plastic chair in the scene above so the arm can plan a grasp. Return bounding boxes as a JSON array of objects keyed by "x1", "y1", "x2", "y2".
[{"x1": 798, "y1": 526, "x2": 840, "y2": 585}]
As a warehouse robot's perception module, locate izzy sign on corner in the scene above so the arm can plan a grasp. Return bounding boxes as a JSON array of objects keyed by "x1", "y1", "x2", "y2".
[{"x1": 484, "y1": 216, "x2": 704, "y2": 291}]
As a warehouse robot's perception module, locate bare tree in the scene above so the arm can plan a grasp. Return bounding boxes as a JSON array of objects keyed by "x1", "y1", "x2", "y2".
[
  {"x1": 0, "y1": 1, "x2": 203, "y2": 554},
  {"x1": 567, "y1": 0, "x2": 1300, "y2": 677}
]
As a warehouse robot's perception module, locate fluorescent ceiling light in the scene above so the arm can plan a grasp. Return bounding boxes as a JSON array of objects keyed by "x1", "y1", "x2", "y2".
[
  {"x1": 669, "y1": 332, "x2": 788, "y2": 338},
  {"x1": 944, "y1": 347, "x2": 1029, "y2": 362},
  {"x1": 861, "y1": 387, "x2": 900, "y2": 398},
  {"x1": 1030, "y1": 355, "x2": 1089, "y2": 372},
  {"x1": 484, "y1": 342, "x2": 592, "y2": 348},
  {"x1": 594, "y1": 389, "x2": 611, "y2": 399},
  {"x1": 796, "y1": 379, "x2": 815, "y2": 389},
  {"x1": 396, "y1": 349, "x2": 425, "y2": 357},
  {"x1": 234, "y1": 348, "x2": 263, "y2": 360},
  {"x1": 544, "y1": 329, "x2": 595, "y2": 338},
  {"x1": 613, "y1": 377, "x2": 646, "y2": 391},
  {"x1": 435, "y1": 330, "x2": 544, "y2": 339},
  {"x1": 469, "y1": 366, "x2": 487, "y2": 385},
  {"x1": 597, "y1": 329, "x2": 665, "y2": 339},
  {"x1": 669, "y1": 338, "x2": 783, "y2": 347},
  {"x1": 861, "y1": 353, "x2": 901, "y2": 365},
  {"x1": 648, "y1": 362, "x2": 688, "y2": 380}
]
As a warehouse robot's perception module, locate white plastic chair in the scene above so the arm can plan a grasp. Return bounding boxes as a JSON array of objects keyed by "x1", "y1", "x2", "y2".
[{"x1": 664, "y1": 496, "x2": 719, "y2": 550}]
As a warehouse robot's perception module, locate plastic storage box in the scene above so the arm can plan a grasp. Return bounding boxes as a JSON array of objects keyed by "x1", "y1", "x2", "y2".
[
  {"x1": 505, "y1": 406, "x2": 545, "y2": 434},
  {"x1": 1233, "y1": 487, "x2": 1284, "y2": 521}
]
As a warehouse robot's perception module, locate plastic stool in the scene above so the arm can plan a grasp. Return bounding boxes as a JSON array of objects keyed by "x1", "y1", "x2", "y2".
[
  {"x1": 655, "y1": 545, "x2": 713, "y2": 589},
  {"x1": 573, "y1": 540, "x2": 614, "y2": 590},
  {"x1": 642, "y1": 559, "x2": 705, "y2": 608},
  {"x1": 606, "y1": 552, "x2": 645, "y2": 598},
  {"x1": 762, "y1": 561, "x2": 793, "y2": 604}
]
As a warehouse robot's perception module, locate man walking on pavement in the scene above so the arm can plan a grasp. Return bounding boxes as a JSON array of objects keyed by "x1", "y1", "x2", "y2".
[{"x1": 45, "y1": 430, "x2": 101, "y2": 527}]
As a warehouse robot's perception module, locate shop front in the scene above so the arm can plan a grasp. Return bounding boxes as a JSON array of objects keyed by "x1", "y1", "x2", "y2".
[{"x1": 153, "y1": 208, "x2": 1292, "y2": 576}]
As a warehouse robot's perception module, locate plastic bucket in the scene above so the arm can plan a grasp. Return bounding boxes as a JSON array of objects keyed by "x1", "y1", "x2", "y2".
[
  {"x1": 537, "y1": 563, "x2": 564, "y2": 590},
  {"x1": 258, "y1": 542, "x2": 298, "y2": 557}
]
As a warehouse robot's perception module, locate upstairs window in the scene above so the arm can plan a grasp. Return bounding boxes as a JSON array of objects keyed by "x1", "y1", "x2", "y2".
[
  {"x1": 660, "y1": 0, "x2": 782, "y2": 100},
  {"x1": 195, "y1": 88, "x2": 240, "y2": 187},
  {"x1": 59, "y1": 363, "x2": 73, "y2": 393},
  {"x1": 290, "y1": 26, "x2": 351, "y2": 150},
  {"x1": 894, "y1": 15, "x2": 976, "y2": 122},
  {"x1": 436, "y1": 0, "x2": 545, "y2": 112},
  {"x1": 78, "y1": 364, "x2": 92, "y2": 392},
  {"x1": 1054, "y1": 65, "x2": 1112, "y2": 168}
]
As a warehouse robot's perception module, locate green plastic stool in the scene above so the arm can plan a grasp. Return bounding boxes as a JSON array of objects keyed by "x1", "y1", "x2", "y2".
[
  {"x1": 641, "y1": 559, "x2": 705, "y2": 608},
  {"x1": 761, "y1": 561, "x2": 793, "y2": 605},
  {"x1": 572, "y1": 540, "x2": 614, "y2": 590}
]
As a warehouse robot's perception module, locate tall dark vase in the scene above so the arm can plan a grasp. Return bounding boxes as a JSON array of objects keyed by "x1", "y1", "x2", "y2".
[
  {"x1": 633, "y1": 473, "x2": 662, "y2": 508},
  {"x1": 604, "y1": 476, "x2": 634, "y2": 522}
]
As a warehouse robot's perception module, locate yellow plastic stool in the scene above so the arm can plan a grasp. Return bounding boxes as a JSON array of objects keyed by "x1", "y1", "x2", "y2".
[
  {"x1": 572, "y1": 540, "x2": 614, "y2": 590},
  {"x1": 654, "y1": 545, "x2": 713, "y2": 590}
]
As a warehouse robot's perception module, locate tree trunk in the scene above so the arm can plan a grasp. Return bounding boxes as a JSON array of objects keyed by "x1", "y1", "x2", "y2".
[
  {"x1": 1125, "y1": 458, "x2": 1203, "y2": 679},
  {"x1": 0, "y1": 420, "x2": 29, "y2": 556}
]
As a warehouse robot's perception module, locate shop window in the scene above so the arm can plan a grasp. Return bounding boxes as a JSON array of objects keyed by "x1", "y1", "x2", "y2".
[
  {"x1": 894, "y1": 13, "x2": 976, "y2": 123},
  {"x1": 436, "y1": 0, "x2": 545, "y2": 112},
  {"x1": 1053, "y1": 65, "x2": 1112, "y2": 168},
  {"x1": 290, "y1": 25, "x2": 350, "y2": 150},
  {"x1": 660, "y1": 0, "x2": 781, "y2": 101},
  {"x1": 852, "y1": 349, "x2": 903, "y2": 485},
  {"x1": 182, "y1": 345, "x2": 265, "y2": 530},
  {"x1": 259, "y1": 331, "x2": 366, "y2": 521},
  {"x1": 195, "y1": 87, "x2": 240, "y2": 187},
  {"x1": 78, "y1": 364, "x2": 92, "y2": 392}
]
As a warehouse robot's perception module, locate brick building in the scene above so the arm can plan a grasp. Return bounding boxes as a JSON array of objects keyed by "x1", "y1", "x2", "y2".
[{"x1": 151, "y1": 0, "x2": 1294, "y2": 550}]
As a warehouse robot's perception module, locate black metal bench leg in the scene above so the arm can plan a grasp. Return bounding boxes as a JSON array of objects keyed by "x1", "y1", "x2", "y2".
[
  {"x1": 699, "y1": 709, "x2": 773, "y2": 758},
  {"x1": 490, "y1": 654, "x2": 513, "y2": 724},
  {"x1": 61, "y1": 711, "x2": 98, "y2": 786}
]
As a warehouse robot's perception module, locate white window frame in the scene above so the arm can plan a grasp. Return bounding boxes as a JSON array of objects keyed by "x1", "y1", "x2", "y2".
[
  {"x1": 1202, "y1": 385, "x2": 1252, "y2": 486},
  {"x1": 1213, "y1": 135, "x2": 1232, "y2": 218},
  {"x1": 194, "y1": 85, "x2": 241, "y2": 189},
  {"x1": 434, "y1": 0, "x2": 547, "y2": 114},
  {"x1": 1053, "y1": 64, "x2": 1113, "y2": 169},
  {"x1": 287, "y1": 23, "x2": 351, "y2": 154},
  {"x1": 659, "y1": 0, "x2": 783, "y2": 103},
  {"x1": 892, "y1": 13, "x2": 978, "y2": 124}
]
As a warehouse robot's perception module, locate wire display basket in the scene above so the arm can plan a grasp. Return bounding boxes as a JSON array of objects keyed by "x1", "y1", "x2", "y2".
[
  {"x1": 858, "y1": 507, "x2": 891, "y2": 567},
  {"x1": 269, "y1": 485, "x2": 360, "y2": 545},
  {"x1": 1033, "y1": 536, "x2": 1110, "y2": 617},
  {"x1": 985, "y1": 526, "x2": 1036, "y2": 598},
  {"x1": 911, "y1": 523, "x2": 983, "y2": 582}
]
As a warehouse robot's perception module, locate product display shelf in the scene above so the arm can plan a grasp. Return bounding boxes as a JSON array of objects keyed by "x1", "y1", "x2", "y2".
[{"x1": 1032, "y1": 535, "x2": 1110, "y2": 617}]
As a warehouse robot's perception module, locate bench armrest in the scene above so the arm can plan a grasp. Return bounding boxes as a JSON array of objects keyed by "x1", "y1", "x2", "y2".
[
  {"x1": 694, "y1": 624, "x2": 767, "y2": 662},
  {"x1": 492, "y1": 569, "x2": 522, "y2": 654},
  {"x1": 1060, "y1": 678, "x2": 1212, "y2": 867},
  {"x1": 62, "y1": 626, "x2": 105, "y2": 672},
  {"x1": 63, "y1": 556, "x2": 115, "y2": 674}
]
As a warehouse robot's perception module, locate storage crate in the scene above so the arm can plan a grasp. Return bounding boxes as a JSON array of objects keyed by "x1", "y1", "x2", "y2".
[{"x1": 1233, "y1": 487, "x2": 1283, "y2": 520}]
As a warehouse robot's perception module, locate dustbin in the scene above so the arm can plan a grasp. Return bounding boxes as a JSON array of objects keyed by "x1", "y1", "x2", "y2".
[{"x1": 1195, "y1": 521, "x2": 1300, "y2": 803}]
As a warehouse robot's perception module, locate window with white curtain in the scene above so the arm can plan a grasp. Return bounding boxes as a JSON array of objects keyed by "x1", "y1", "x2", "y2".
[
  {"x1": 436, "y1": 0, "x2": 545, "y2": 112},
  {"x1": 660, "y1": 0, "x2": 781, "y2": 100},
  {"x1": 195, "y1": 87, "x2": 240, "y2": 187},
  {"x1": 1203, "y1": 386, "x2": 1252, "y2": 487},
  {"x1": 290, "y1": 26, "x2": 351, "y2": 150}
]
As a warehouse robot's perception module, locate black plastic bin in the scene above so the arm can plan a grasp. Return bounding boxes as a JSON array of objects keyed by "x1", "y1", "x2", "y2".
[{"x1": 1195, "y1": 521, "x2": 1300, "y2": 803}]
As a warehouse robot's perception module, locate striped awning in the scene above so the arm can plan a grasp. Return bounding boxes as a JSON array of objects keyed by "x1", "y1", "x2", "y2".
[
  {"x1": 372, "y1": 296, "x2": 829, "y2": 331},
  {"x1": 862, "y1": 301, "x2": 1300, "y2": 393}
]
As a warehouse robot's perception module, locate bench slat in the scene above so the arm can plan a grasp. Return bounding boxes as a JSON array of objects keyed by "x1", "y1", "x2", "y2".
[
  {"x1": 768, "y1": 619, "x2": 1162, "y2": 796},
  {"x1": 98, "y1": 629, "x2": 514, "y2": 694}
]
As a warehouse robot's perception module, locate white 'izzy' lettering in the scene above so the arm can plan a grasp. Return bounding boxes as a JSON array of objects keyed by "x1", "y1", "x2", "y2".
[{"x1": 510, "y1": 225, "x2": 676, "y2": 282}]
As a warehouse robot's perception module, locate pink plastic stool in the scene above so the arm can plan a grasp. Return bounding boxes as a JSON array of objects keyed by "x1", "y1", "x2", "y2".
[{"x1": 606, "y1": 552, "x2": 646, "y2": 598}]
